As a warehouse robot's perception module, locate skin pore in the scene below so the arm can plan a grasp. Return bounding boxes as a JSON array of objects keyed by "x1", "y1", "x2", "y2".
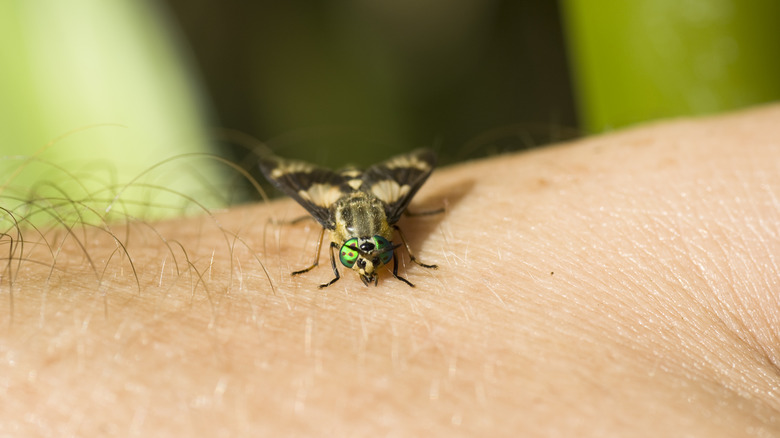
[{"x1": 2, "y1": 105, "x2": 779, "y2": 436}]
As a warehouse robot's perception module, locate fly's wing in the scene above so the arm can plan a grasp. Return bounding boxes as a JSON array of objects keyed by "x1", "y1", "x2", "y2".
[
  {"x1": 359, "y1": 148, "x2": 436, "y2": 224},
  {"x1": 258, "y1": 154, "x2": 351, "y2": 229}
]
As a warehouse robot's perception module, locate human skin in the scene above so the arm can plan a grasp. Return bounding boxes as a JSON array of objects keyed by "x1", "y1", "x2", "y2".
[{"x1": 2, "y1": 105, "x2": 779, "y2": 436}]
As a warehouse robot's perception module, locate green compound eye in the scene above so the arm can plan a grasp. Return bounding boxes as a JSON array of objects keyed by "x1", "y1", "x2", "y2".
[
  {"x1": 339, "y1": 238, "x2": 359, "y2": 268},
  {"x1": 373, "y1": 236, "x2": 393, "y2": 265}
]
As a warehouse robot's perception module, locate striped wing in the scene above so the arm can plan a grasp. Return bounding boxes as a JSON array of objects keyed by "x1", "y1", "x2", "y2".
[
  {"x1": 359, "y1": 149, "x2": 436, "y2": 224},
  {"x1": 258, "y1": 154, "x2": 352, "y2": 229}
]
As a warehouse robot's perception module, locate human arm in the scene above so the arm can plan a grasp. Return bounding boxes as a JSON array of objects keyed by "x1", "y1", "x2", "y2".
[{"x1": 3, "y1": 105, "x2": 779, "y2": 436}]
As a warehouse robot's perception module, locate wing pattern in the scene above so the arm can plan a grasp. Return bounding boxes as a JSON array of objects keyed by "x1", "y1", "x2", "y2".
[
  {"x1": 259, "y1": 149, "x2": 436, "y2": 228},
  {"x1": 359, "y1": 149, "x2": 436, "y2": 224},
  {"x1": 258, "y1": 154, "x2": 352, "y2": 229}
]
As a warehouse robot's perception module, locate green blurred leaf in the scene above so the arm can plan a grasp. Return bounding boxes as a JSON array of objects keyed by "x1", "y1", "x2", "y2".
[
  {"x1": 562, "y1": 0, "x2": 780, "y2": 132},
  {"x1": 0, "y1": 1, "x2": 225, "y2": 223}
]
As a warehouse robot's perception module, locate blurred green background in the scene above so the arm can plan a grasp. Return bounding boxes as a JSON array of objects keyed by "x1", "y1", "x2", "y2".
[
  {"x1": 1, "y1": 0, "x2": 779, "y2": 221},
  {"x1": 563, "y1": 0, "x2": 780, "y2": 131}
]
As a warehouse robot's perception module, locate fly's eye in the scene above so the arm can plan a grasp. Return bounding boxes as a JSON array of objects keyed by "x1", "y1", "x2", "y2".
[
  {"x1": 339, "y1": 238, "x2": 359, "y2": 268},
  {"x1": 372, "y1": 236, "x2": 393, "y2": 265}
]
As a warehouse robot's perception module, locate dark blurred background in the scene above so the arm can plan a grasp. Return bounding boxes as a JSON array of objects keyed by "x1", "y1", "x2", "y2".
[
  {"x1": 4, "y1": 1, "x2": 778, "y2": 215},
  {"x1": 165, "y1": 0, "x2": 578, "y2": 168}
]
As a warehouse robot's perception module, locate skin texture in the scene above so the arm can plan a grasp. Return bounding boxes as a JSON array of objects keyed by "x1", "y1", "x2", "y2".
[{"x1": 2, "y1": 105, "x2": 780, "y2": 436}]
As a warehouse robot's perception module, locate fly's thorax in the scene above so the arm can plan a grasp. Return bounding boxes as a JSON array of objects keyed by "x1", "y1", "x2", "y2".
[{"x1": 330, "y1": 192, "x2": 392, "y2": 244}]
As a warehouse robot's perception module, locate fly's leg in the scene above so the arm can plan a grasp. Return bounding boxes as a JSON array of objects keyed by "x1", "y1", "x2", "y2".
[
  {"x1": 286, "y1": 215, "x2": 316, "y2": 225},
  {"x1": 393, "y1": 225, "x2": 438, "y2": 269},
  {"x1": 391, "y1": 250, "x2": 415, "y2": 287},
  {"x1": 404, "y1": 207, "x2": 445, "y2": 217},
  {"x1": 318, "y1": 242, "x2": 341, "y2": 288},
  {"x1": 291, "y1": 227, "x2": 325, "y2": 276}
]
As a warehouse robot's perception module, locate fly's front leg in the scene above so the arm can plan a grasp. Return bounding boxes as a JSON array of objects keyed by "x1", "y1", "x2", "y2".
[
  {"x1": 391, "y1": 250, "x2": 415, "y2": 287},
  {"x1": 291, "y1": 227, "x2": 325, "y2": 276},
  {"x1": 393, "y1": 225, "x2": 438, "y2": 269},
  {"x1": 318, "y1": 242, "x2": 341, "y2": 288}
]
